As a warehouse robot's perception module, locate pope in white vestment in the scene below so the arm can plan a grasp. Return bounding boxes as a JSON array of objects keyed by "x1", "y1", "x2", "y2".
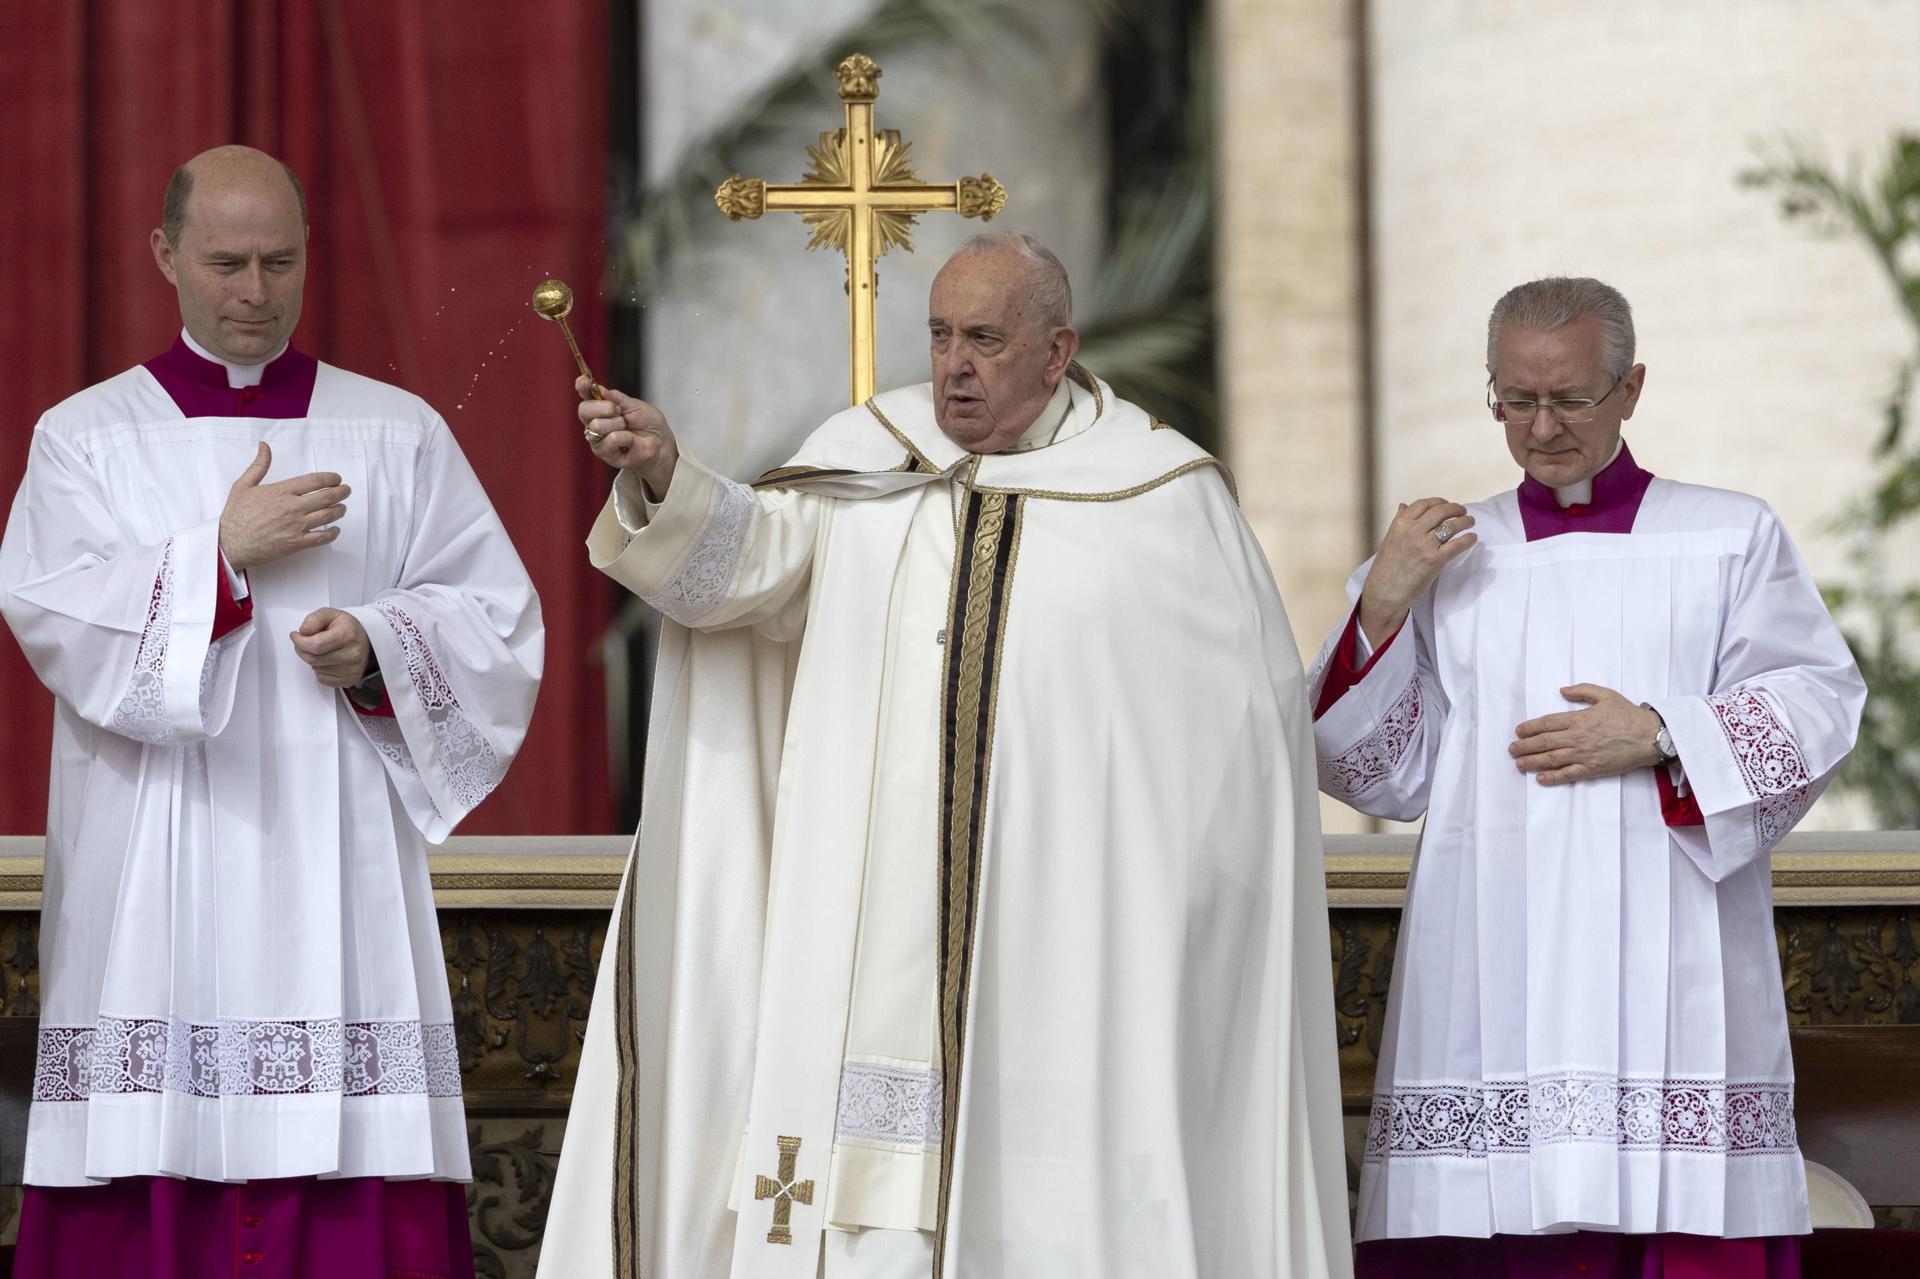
[
  {"x1": 538, "y1": 234, "x2": 1351, "y2": 1279},
  {"x1": 1314, "y1": 278, "x2": 1865, "y2": 1279},
  {"x1": 0, "y1": 146, "x2": 542, "y2": 1277}
]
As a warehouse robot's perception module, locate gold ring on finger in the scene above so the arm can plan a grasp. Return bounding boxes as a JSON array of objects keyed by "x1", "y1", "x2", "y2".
[{"x1": 583, "y1": 428, "x2": 605, "y2": 444}]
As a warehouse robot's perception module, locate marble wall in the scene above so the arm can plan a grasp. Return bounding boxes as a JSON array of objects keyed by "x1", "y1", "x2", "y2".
[
  {"x1": 1367, "y1": 0, "x2": 1919, "y2": 591},
  {"x1": 1216, "y1": 0, "x2": 1919, "y2": 830}
]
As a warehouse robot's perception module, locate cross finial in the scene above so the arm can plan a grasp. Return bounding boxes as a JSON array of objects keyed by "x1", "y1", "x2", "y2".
[{"x1": 835, "y1": 53, "x2": 881, "y2": 102}]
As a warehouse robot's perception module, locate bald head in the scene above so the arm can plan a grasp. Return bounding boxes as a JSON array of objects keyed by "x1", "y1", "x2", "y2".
[
  {"x1": 152, "y1": 146, "x2": 310, "y2": 365},
  {"x1": 163, "y1": 146, "x2": 308, "y2": 247}
]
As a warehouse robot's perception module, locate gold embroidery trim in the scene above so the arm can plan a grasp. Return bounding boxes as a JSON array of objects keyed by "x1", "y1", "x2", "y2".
[
  {"x1": 611, "y1": 867, "x2": 642, "y2": 1277},
  {"x1": 933, "y1": 490, "x2": 1023, "y2": 1279}
]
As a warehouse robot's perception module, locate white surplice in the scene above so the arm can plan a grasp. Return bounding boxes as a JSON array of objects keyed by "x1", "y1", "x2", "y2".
[
  {"x1": 0, "y1": 346, "x2": 542, "y2": 1185},
  {"x1": 539, "y1": 371, "x2": 1351, "y2": 1279},
  {"x1": 1310, "y1": 474, "x2": 1865, "y2": 1241}
]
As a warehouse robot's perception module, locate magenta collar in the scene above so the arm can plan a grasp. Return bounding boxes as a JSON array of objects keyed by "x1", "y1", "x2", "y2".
[
  {"x1": 144, "y1": 335, "x2": 318, "y2": 419},
  {"x1": 1516, "y1": 443, "x2": 1653, "y2": 541}
]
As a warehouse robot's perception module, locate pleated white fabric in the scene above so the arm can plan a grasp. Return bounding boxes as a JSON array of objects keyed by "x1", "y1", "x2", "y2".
[
  {"x1": 1310, "y1": 478, "x2": 1864, "y2": 1241},
  {"x1": 0, "y1": 359, "x2": 542, "y2": 1184}
]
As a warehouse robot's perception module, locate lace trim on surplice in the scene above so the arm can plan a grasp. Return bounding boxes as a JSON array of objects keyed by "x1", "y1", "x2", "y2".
[
  {"x1": 109, "y1": 541, "x2": 226, "y2": 746},
  {"x1": 1707, "y1": 688, "x2": 1816, "y2": 846},
  {"x1": 34, "y1": 1018, "x2": 461, "y2": 1102},
  {"x1": 835, "y1": 1061, "x2": 943, "y2": 1149},
  {"x1": 371, "y1": 598, "x2": 504, "y2": 812},
  {"x1": 1304, "y1": 632, "x2": 1337, "y2": 711},
  {"x1": 643, "y1": 475, "x2": 756, "y2": 625},
  {"x1": 1363, "y1": 1073, "x2": 1797, "y2": 1162},
  {"x1": 1318, "y1": 680, "x2": 1423, "y2": 800}
]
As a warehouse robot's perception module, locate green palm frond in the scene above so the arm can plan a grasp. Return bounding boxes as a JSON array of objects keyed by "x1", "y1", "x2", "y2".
[
  {"x1": 1747, "y1": 133, "x2": 1920, "y2": 823},
  {"x1": 1076, "y1": 23, "x2": 1214, "y2": 437}
]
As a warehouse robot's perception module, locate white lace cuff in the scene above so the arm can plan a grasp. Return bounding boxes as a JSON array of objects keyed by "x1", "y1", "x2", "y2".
[
  {"x1": 1651, "y1": 686, "x2": 1818, "y2": 877},
  {"x1": 587, "y1": 454, "x2": 756, "y2": 626},
  {"x1": 109, "y1": 520, "x2": 243, "y2": 746},
  {"x1": 366, "y1": 598, "x2": 507, "y2": 821},
  {"x1": 1313, "y1": 614, "x2": 1419, "y2": 786}
]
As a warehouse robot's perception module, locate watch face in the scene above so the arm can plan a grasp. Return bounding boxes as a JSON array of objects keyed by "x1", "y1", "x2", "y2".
[{"x1": 1657, "y1": 727, "x2": 1677, "y2": 760}]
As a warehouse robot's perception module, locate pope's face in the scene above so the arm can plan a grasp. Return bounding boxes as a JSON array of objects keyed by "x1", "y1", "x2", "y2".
[
  {"x1": 151, "y1": 165, "x2": 307, "y2": 365},
  {"x1": 928, "y1": 250, "x2": 1075, "y2": 454},
  {"x1": 1492, "y1": 314, "x2": 1644, "y2": 489}
]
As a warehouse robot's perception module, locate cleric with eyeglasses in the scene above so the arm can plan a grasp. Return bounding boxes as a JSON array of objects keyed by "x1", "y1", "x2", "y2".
[{"x1": 1309, "y1": 277, "x2": 1865, "y2": 1278}]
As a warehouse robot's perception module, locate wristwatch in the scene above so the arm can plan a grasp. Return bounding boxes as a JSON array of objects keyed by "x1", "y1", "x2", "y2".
[{"x1": 1640, "y1": 702, "x2": 1679, "y2": 764}]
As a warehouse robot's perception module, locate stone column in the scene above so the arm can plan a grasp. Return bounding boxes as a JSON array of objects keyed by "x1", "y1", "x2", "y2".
[{"x1": 1214, "y1": 0, "x2": 1372, "y2": 830}]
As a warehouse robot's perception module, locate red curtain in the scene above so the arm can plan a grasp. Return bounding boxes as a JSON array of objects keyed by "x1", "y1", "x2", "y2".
[{"x1": 0, "y1": 1, "x2": 614, "y2": 833}]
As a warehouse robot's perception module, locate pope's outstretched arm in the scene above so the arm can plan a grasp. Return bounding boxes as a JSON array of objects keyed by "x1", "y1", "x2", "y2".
[{"x1": 578, "y1": 379, "x2": 821, "y2": 637}]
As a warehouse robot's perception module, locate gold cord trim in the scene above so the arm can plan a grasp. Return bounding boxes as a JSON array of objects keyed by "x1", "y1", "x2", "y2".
[
  {"x1": 611, "y1": 868, "x2": 642, "y2": 1277},
  {"x1": 1066, "y1": 361, "x2": 1105, "y2": 418},
  {"x1": 863, "y1": 398, "x2": 942, "y2": 472},
  {"x1": 864, "y1": 399, "x2": 1232, "y2": 504},
  {"x1": 971, "y1": 457, "x2": 1239, "y2": 505},
  {"x1": 751, "y1": 465, "x2": 859, "y2": 489}
]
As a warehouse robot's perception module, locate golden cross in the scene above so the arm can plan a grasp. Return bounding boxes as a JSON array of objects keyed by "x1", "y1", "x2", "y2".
[
  {"x1": 752, "y1": 1134, "x2": 815, "y2": 1246},
  {"x1": 715, "y1": 53, "x2": 1008, "y2": 406}
]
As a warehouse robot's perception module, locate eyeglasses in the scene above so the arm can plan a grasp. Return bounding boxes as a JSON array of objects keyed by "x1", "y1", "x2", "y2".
[{"x1": 1487, "y1": 372, "x2": 1625, "y2": 427}]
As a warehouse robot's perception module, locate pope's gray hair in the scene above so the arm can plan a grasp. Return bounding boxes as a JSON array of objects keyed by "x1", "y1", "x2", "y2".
[
  {"x1": 953, "y1": 230, "x2": 1074, "y2": 330},
  {"x1": 1486, "y1": 276, "x2": 1636, "y2": 380}
]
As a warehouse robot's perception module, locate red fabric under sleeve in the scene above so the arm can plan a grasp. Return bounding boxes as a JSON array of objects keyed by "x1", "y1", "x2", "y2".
[
  {"x1": 209, "y1": 550, "x2": 253, "y2": 642},
  {"x1": 349, "y1": 686, "x2": 395, "y2": 718},
  {"x1": 1656, "y1": 765, "x2": 1705, "y2": 827},
  {"x1": 1312, "y1": 605, "x2": 1405, "y2": 721},
  {"x1": 351, "y1": 687, "x2": 395, "y2": 718}
]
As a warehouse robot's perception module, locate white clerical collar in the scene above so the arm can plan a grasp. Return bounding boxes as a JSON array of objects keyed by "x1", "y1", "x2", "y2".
[
  {"x1": 1001, "y1": 378, "x2": 1076, "y2": 454},
  {"x1": 180, "y1": 328, "x2": 289, "y2": 389},
  {"x1": 1552, "y1": 438, "x2": 1625, "y2": 508}
]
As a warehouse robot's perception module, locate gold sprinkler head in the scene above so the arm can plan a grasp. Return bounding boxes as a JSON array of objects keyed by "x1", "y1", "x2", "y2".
[
  {"x1": 531, "y1": 279, "x2": 575, "y2": 321},
  {"x1": 530, "y1": 278, "x2": 600, "y2": 397}
]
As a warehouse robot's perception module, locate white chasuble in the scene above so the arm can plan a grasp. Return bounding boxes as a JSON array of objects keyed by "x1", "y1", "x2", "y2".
[
  {"x1": 538, "y1": 371, "x2": 1352, "y2": 1279},
  {"x1": 0, "y1": 343, "x2": 543, "y2": 1185},
  {"x1": 1310, "y1": 473, "x2": 1865, "y2": 1242}
]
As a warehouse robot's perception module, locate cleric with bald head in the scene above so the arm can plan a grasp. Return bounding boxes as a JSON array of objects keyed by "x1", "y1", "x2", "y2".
[
  {"x1": 1310, "y1": 278, "x2": 1865, "y2": 1278},
  {"x1": 537, "y1": 232, "x2": 1353, "y2": 1279},
  {"x1": 0, "y1": 146, "x2": 542, "y2": 1277}
]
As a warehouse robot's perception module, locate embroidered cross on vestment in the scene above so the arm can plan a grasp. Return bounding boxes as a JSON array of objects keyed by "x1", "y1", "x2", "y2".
[{"x1": 753, "y1": 1135, "x2": 815, "y2": 1245}]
